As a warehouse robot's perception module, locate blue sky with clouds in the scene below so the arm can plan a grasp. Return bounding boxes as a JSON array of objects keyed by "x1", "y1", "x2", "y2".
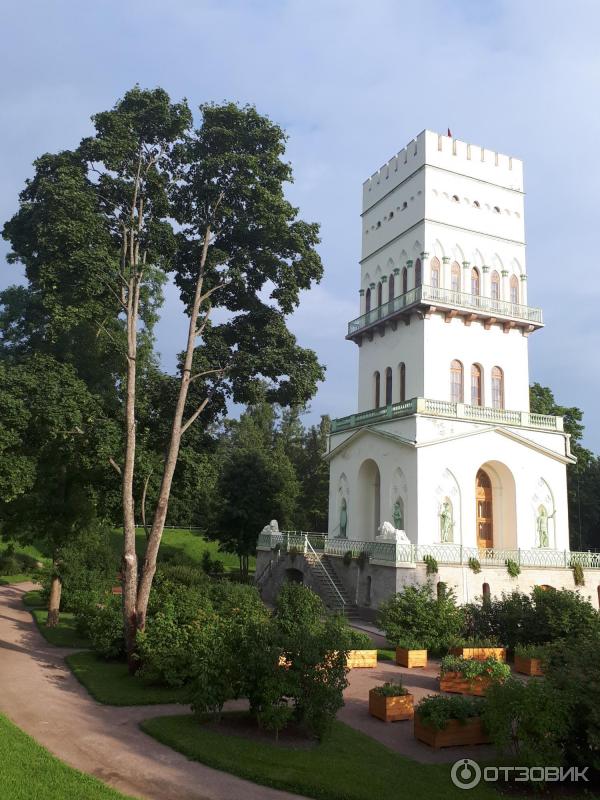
[{"x1": 2, "y1": 0, "x2": 599, "y2": 449}]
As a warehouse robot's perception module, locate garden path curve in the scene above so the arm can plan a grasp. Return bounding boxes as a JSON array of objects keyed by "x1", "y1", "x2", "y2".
[{"x1": 0, "y1": 582, "x2": 306, "y2": 800}]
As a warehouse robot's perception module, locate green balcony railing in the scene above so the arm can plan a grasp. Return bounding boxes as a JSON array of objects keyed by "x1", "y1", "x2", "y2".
[
  {"x1": 256, "y1": 532, "x2": 600, "y2": 570},
  {"x1": 330, "y1": 397, "x2": 563, "y2": 434},
  {"x1": 348, "y1": 284, "x2": 543, "y2": 337}
]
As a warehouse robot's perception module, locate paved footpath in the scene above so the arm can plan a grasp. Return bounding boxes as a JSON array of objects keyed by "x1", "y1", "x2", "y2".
[{"x1": 0, "y1": 583, "x2": 306, "y2": 800}]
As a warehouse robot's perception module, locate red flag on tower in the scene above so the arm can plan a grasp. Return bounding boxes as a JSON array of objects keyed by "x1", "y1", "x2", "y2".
[{"x1": 447, "y1": 128, "x2": 452, "y2": 137}]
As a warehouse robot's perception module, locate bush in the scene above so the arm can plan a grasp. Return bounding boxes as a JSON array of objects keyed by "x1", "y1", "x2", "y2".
[
  {"x1": 189, "y1": 583, "x2": 351, "y2": 741},
  {"x1": 201, "y1": 550, "x2": 225, "y2": 575},
  {"x1": 514, "y1": 643, "x2": 547, "y2": 660},
  {"x1": 484, "y1": 678, "x2": 568, "y2": 768},
  {"x1": 0, "y1": 543, "x2": 40, "y2": 575},
  {"x1": 544, "y1": 634, "x2": 600, "y2": 771},
  {"x1": 467, "y1": 557, "x2": 481, "y2": 574},
  {"x1": 416, "y1": 694, "x2": 484, "y2": 729},
  {"x1": 440, "y1": 655, "x2": 510, "y2": 682},
  {"x1": 529, "y1": 586, "x2": 600, "y2": 645},
  {"x1": 571, "y1": 561, "x2": 585, "y2": 586},
  {"x1": 377, "y1": 582, "x2": 464, "y2": 654},
  {"x1": 371, "y1": 682, "x2": 407, "y2": 697},
  {"x1": 395, "y1": 636, "x2": 427, "y2": 650},
  {"x1": 84, "y1": 595, "x2": 124, "y2": 659}
]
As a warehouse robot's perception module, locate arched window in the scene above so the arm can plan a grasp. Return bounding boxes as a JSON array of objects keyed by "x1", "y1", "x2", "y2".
[
  {"x1": 385, "y1": 366, "x2": 393, "y2": 405},
  {"x1": 490, "y1": 270, "x2": 500, "y2": 300},
  {"x1": 377, "y1": 281, "x2": 383, "y2": 307},
  {"x1": 388, "y1": 273, "x2": 395, "y2": 301},
  {"x1": 471, "y1": 364, "x2": 483, "y2": 406},
  {"x1": 491, "y1": 366, "x2": 504, "y2": 409},
  {"x1": 450, "y1": 360, "x2": 464, "y2": 402},
  {"x1": 374, "y1": 371, "x2": 381, "y2": 408},
  {"x1": 398, "y1": 362, "x2": 406, "y2": 402},
  {"x1": 482, "y1": 582, "x2": 491, "y2": 601},
  {"x1": 414, "y1": 258, "x2": 422, "y2": 288},
  {"x1": 451, "y1": 261, "x2": 461, "y2": 292},
  {"x1": 365, "y1": 287, "x2": 371, "y2": 313},
  {"x1": 510, "y1": 274, "x2": 519, "y2": 304},
  {"x1": 471, "y1": 267, "x2": 480, "y2": 296},
  {"x1": 430, "y1": 257, "x2": 440, "y2": 289},
  {"x1": 402, "y1": 267, "x2": 408, "y2": 294}
]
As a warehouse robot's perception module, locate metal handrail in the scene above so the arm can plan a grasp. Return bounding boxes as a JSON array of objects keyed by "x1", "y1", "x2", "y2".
[
  {"x1": 348, "y1": 284, "x2": 543, "y2": 336},
  {"x1": 305, "y1": 538, "x2": 346, "y2": 607}
]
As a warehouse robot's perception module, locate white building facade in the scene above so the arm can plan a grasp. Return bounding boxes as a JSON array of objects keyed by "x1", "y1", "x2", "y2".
[
  {"x1": 256, "y1": 131, "x2": 600, "y2": 611},
  {"x1": 322, "y1": 131, "x2": 599, "y2": 607}
]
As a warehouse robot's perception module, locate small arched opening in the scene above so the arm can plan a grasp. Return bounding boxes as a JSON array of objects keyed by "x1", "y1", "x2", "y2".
[
  {"x1": 357, "y1": 459, "x2": 381, "y2": 540},
  {"x1": 374, "y1": 371, "x2": 381, "y2": 408},
  {"x1": 285, "y1": 568, "x2": 303, "y2": 584},
  {"x1": 385, "y1": 366, "x2": 393, "y2": 405}
]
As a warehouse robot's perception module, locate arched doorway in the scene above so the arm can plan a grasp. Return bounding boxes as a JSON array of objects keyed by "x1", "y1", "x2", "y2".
[
  {"x1": 476, "y1": 468, "x2": 493, "y2": 549},
  {"x1": 357, "y1": 459, "x2": 381, "y2": 539},
  {"x1": 285, "y1": 568, "x2": 303, "y2": 584}
]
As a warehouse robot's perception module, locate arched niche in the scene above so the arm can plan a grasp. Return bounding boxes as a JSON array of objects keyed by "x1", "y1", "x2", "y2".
[{"x1": 357, "y1": 458, "x2": 381, "y2": 540}]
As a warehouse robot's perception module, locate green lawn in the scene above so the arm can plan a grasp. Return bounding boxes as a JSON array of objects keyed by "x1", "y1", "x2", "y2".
[
  {"x1": 66, "y1": 651, "x2": 189, "y2": 706},
  {"x1": 141, "y1": 712, "x2": 498, "y2": 800},
  {"x1": 108, "y1": 527, "x2": 255, "y2": 574},
  {"x1": 31, "y1": 608, "x2": 90, "y2": 648},
  {"x1": 377, "y1": 648, "x2": 395, "y2": 661},
  {"x1": 23, "y1": 589, "x2": 44, "y2": 607},
  {"x1": 0, "y1": 539, "x2": 49, "y2": 585},
  {"x1": 0, "y1": 713, "x2": 133, "y2": 800},
  {"x1": 0, "y1": 573, "x2": 32, "y2": 585}
]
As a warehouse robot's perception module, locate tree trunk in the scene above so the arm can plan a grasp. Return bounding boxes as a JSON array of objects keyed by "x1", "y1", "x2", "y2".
[
  {"x1": 135, "y1": 225, "x2": 213, "y2": 634},
  {"x1": 46, "y1": 574, "x2": 62, "y2": 627}
]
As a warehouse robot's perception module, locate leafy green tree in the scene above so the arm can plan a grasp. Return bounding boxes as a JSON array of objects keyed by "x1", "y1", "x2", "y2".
[
  {"x1": 4, "y1": 89, "x2": 324, "y2": 666},
  {"x1": 0, "y1": 354, "x2": 118, "y2": 624},
  {"x1": 529, "y1": 383, "x2": 598, "y2": 549},
  {"x1": 213, "y1": 402, "x2": 299, "y2": 577}
]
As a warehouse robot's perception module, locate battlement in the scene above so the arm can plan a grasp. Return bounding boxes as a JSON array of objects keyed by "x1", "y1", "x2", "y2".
[{"x1": 363, "y1": 130, "x2": 524, "y2": 211}]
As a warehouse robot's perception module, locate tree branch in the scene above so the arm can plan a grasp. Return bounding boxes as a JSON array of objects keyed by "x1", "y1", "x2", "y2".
[
  {"x1": 188, "y1": 367, "x2": 226, "y2": 384},
  {"x1": 141, "y1": 472, "x2": 153, "y2": 540},
  {"x1": 180, "y1": 397, "x2": 210, "y2": 436},
  {"x1": 109, "y1": 457, "x2": 122, "y2": 476}
]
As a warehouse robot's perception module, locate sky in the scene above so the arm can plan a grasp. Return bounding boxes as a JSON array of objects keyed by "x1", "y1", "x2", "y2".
[{"x1": 2, "y1": 0, "x2": 599, "y2": 450}]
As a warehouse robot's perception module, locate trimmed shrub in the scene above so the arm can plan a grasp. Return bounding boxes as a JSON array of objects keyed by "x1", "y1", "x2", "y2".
[
  {"x1": 85, "y1": 595, "x2": 124, "y2": 659},
  {"x1": 484, "y1": 678, "x2": 568, "y2": 768},
  {"x1": 377, "y1": 582, "x2": 464, "y2": 654}
]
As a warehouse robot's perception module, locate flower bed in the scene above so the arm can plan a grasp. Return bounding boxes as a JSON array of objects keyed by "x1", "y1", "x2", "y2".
[
  {"x1": 514, "y1": 645, "x2": 545, "y2": 677},
  {"x1": 439, "y1": 656, "x2": 510, "y2": 696},
  {"x1": 369, "y1": 682, "x2": 414, "y2": 722},
  {"x1": 449, "y1": 646, "x2": 506, "y2": 662},
  {"x1": 413, "y1": 695, "x2": 489, "y2": 748}
]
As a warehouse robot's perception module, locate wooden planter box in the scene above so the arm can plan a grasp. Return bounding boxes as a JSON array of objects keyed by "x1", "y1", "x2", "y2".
[
  {"x1": 514, "y1": 654, "x2": 544, "y2": 676},
  {"x1": 449, "y1": 646, "x2": 506, "y2": 662},
  {"x1": 396, "y1": 647, "x2": 428, "y2": 668},
  {"x1": 369, "y1": 690, "x2": 414, "y2": 721},
  {"x1": 414, "y1": 713, "x2": 490, "y2": 748},
  {"x1": 439, "y1": 672, "x2": 492, "y2": 696},
  {"x1": 347, "y1": 649, "x2": 377, "y2": 668}
]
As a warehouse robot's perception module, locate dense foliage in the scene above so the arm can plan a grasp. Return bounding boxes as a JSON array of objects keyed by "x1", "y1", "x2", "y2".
[
  {"x1": 416, "y1": 695, "x2": 484, "y2": 730},
  {"x1": 440, "y1": 655, "x2": 510, "y2": 682},
  {"x1": 376, "y1": 582, "x2": 465, "y2": 653}
]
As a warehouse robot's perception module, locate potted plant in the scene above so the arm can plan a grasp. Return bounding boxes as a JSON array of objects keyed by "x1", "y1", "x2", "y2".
[
  {"x1": 449, "y1": 638, "x2": 506, "y2": 662},
  {"x1": 514, "y1": 643, "x2": 545, "y2": 677},
  {"x1": 439, "y1": 655, "x2": 510, "y2": 696},
  {"x1": 395, "y1": 637, "x2": 428, "y2": 669},
  {"x1": 414, "y1": 694, "x2": 489, "y2": 748},
  {"x1": 369, "y1": 682, "x2": 414, "y2": 722}
]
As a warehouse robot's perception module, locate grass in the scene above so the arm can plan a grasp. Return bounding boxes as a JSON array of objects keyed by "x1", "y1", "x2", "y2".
[
  {"x1": 0, "y1": 713, "x2": 134, "y2": 800},
  {"x1": 0, "y1": 539, "x2": 49, "y2": 585},
  {"x1": 23, "y1": 589, "x2": 44, "y2": 607},
  {"x1": 31, "y1": 608, "x2": 90, "y2": 648},
  {"x1": 377, "y1": 648, "x2": 395, "y2": 661},
  {"x1": 66, "y1": 651, "x2": 189, "y2": 706},
  {"x1": 0, "y1": 573, "x2": 32, "y2": 585},
  {"x1": 141, "y1": 712, "x2": 499, "y2": 800},
  {"x1": 108, "y1": 527, "x2": 255, "y2": 574}
]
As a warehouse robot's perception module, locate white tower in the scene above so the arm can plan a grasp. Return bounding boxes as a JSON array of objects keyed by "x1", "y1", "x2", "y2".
[{"x1": 325, "y1": 131, "x2": 578, "y2": 606}]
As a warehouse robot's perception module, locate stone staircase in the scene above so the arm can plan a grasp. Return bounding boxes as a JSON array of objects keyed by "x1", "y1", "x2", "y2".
[{"x1": 304, "y1": 552, "x2": 359, "y2": 618}]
